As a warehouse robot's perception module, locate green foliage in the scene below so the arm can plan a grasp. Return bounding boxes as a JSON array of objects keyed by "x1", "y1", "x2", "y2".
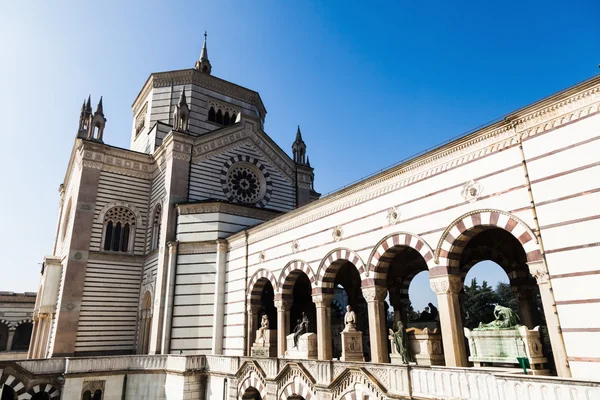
[{"x1": 461, "y1": 278, "x2": 521, "y2": 329}]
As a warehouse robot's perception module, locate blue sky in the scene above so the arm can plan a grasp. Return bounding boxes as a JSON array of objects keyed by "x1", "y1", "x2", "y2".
[{"x1": 0, "y1": 1, "x2": 598, "y2": 299}]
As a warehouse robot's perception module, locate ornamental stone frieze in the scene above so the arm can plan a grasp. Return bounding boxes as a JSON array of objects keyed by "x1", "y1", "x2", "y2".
[
  {"x1": 361, "y1": 286, "x2": 387, "y2": 302},
  {"x1": 528, "y1": 261, "x2": 550, "y2": 284}
]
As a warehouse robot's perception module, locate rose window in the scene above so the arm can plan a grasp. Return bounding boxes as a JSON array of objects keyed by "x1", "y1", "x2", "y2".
[{"x1": 227, "y1": 164, "x2": 264, "y2": 203}]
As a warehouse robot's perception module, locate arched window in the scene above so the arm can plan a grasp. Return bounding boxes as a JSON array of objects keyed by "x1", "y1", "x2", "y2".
[
  {"x1": 62, "y1": 198, "x2": 72, "y2": 240},
  {"x1": 31, "y1": 393, "x2": 51, "y2": 400},
  {"x1": 216, "y1": 109, "x2": 223, "y2": 124},
  {"x1": 231, "y1": 113, "x2": 237, "y2": 124},
  {"x1": 102, "y1": 207, "x2": 136, "y2": 253},
  {"x1": 151, "y1": 204, "x2": 162, "y2": 251},
  {"x1": 208, "y1": 107, "x2": 216, "y2": 122},
  {"x1": 223, "y1": 111, "x2": 230, "y2": 126}
]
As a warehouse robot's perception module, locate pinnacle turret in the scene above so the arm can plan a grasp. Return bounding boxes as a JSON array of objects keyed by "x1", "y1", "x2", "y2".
[
  {"x1": 292, "y1": 125, "x2": 308, "y2": 165},
  {"x1": 194, "y1": 31, "x2": 212, "y2": 74}
]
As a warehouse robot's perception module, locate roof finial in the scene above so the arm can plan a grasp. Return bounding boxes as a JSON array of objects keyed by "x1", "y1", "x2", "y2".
[{"x1": 195, "y1": 31, "x2": 212, "y2": 74}]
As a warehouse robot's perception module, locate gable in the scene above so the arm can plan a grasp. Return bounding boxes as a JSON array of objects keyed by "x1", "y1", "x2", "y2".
[{"x1": 189, "y1": 120, "x2": 297, "y2": 212}]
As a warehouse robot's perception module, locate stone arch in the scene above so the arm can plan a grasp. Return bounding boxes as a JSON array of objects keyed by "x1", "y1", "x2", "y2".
[
  {"x1": 247, "y1": 269, "x2": 279, "y2": 304},
  {"x1": 316, "y1": 248, "x2": 367, "y2": 291},
  {"x1": 0, "y1": 319, "x2": 13, "y2": 329},
  {"x1": 275, "y1": 363, "x2": 316, "y2": 400},
  {"x1": 97, "y1": 201, "x2": 144, "y2": 228},
  {"x1": 279, "y1": 378, "x2": 315, "y2": 400},
  {"x1": 367, "y1": 232, "x2": 435, "y2": 284},
  {"x1": 435, "y1": 209, "x2": 541, "y2": 267},
  {"x1": 331, "y1": 370, "x2": 384, "y2": 400},
  {"x1": 0, "y1": 373, "x2": 26, "y2": 398},
  {"x1": 278, "y1": 260, "x2": 316, "y2": 298},
  {"x1": 14, "y1": 319, "x2": 33, "y2": 328},
  {"x1": 238, "y1": 374, "x2": 267, "y2": 400},
  {"x1": 24, "y1": 383, "x2": 60, "y2": 399}
]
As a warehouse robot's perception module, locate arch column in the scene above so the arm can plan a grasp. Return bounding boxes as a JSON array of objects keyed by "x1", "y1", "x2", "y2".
[
  {"x1": 361, "y1": 285, "x2": 389, "y2": 363},
  {"x1": 430, "y1": 275, "x2": 468, "y2": 367},
  {"x1": 512, "y1": 284, "x2": 537, "y2": 329},
  {"x1": 313, "y1": 293, "x2": 334, "y2": 360},
  {"x1": 246, "y1": 304, "x2": 261, "y2": 356},
  {"x1": 6, "y1": 328, "x2": 15, "y2": 351},
  {"x1": 528, "y1": 261, "x2": 571, "y2": 377},
  {"x1": 274, "y1": 299, "x2": 292, "y2": 357}
]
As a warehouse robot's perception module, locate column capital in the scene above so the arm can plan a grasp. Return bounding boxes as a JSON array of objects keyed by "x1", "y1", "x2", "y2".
[
  {"x1": 247, "y1": 304, "x2": 261, "y2": 313},
  {"x1": 216, "y1": 239, "x2": 228, "y2": 251},
  {"x1": 167, "y1": 241, "x2": 179, "y2": 254},
  {"x1": 312, "y1": 293, "x2": 334, "y2": 307},
  {"x1": 527, "y1": 261, "x2": 549, "y2": 284},
  {"x1": 430, "y1": 275, "x2": 462, "y2": 295},
  {"x1": 274, "y1": 299, "x2": 293, "y2": 310},
  {"x1": 361, "y1": 285, "x2": 387, "y2": 302}
]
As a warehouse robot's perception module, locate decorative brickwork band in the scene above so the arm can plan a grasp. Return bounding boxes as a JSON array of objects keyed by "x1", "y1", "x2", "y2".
[
  {"x1": 316, "y1": 248, "x2": 367, "y2": 293},
  {"x1": 435, "y1": 209, "x2": 541, "y2": 267},
  {"x1": 367, "y1": 232, "x2": 435, "y2": 285},
  {"x1": 247, "y1": 269, "x2": 279, "y2": 305},
  {"x1": 278, "y1": 260, "x2": 316, "y2": 299}
]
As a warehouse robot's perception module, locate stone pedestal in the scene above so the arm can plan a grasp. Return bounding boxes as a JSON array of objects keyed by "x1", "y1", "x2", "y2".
[
  {"x1": 340, "y1": 330, "x2": 365, "y2": 362},
  {"x1": 284, "y1": 333, "x2": 317, "y2": 360},
  {"x1": 464, "y1": 325, "x2": 549, "y2": 375},
  {"x1": 251, "y1": 329, "x2": 276, "y2": 358},
  {"x1": 406, "y1": 327, "x2": 444, "y2": 366}
]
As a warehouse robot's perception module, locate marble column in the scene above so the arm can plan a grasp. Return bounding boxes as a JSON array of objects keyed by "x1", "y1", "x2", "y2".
[
  {"x1": 362, "y1": 285, "x2": 389, "y2": 363},
  {"x1": 246, "y1": 304, "x2": 260, "y2": 356},
  {"x1": 513, "y1": 285, "x2": 536, "y2": 329},
  {"x1": 313, "y1": 293, "x2": 334, "y2": 360},
  {"x1": 430, "y1": 275, "x2": 468, "y2": 367},
  {"x1": 6, "y1": 329, "x2": 15, "y2": 352},
  {"x1": 274, "y1": 299, "x2": 292, "y2": 357},
  {"x1": 528, "y1": 261, "x2": 571, "y2": 378}
]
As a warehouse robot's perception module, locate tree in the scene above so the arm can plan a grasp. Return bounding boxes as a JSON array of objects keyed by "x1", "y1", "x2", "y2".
[
  {"x1": 462, "y1": 278, "x2": 500, "y2": 329},
  {"x1": 495, "y1": 282, "x2": 520, "y2": 317}
]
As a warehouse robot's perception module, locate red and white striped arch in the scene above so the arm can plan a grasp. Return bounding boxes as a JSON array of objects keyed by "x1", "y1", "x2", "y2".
[
  {"x1": 278, "y1": 376, "x2": 316, "y2": 400},
  {"x1": 368, "y1": 232, "x2": 435, "y2": 283},
  {"x1": 278, "y1": 260, "x2": 316, "y2": 298},
  {"x1": 316, "y1": 248, "x2": 367, "y2": 292},
  {"x1": 247, "y1": 269, "x2": 279, "y2": 305},
  {"x1": 436, "y1": 209, "x2": 541, "y2": 267},
  {"x1": 239, "y1": 374, "x2": 267, "y2": 400}
]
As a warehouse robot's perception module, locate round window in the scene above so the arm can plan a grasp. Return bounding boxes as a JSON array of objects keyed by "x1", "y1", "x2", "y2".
[{"x1": 226, "y1": 162, "x2": 266, "y2": 204}]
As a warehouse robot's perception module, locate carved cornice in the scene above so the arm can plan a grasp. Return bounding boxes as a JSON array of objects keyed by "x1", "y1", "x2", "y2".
[
  {"x1": 177, "y1": 241, "x2": 217, "y2": 255},
  {"x1": 275, "y1": 362, "x2": 316, "y2": 391},
  {"x1": 231, "y1": 77, "x2": 600, "y2": 245},
  {"x1": 177, "y1": 201, "x2": 281, "y2": 221},
  {"x1": 143, "y1": 69, "x2": 266, "y2": 117},
  {"x1": 79, "y1": 142, "x2": 154, "y2": 180},
  {"x1": 329, "y1": 367, "x2": 386, "y2": 400}
]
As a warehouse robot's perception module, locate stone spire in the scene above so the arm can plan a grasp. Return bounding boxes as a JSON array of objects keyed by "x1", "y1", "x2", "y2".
[
  {"x1": 89, "y1": 96, "x2": 106, "y2": 142},
  {"x1": 195, "y1": 31, "x2": 212, "y2": 74},
  {"x1": 292, "y1": 125, "x2": 308, "y2": 165},
  {"x1": 173, "y1": 89, "x2": 190, "y2": 132},
  {"x1": 77, "y1": 96, "x2": 93, "y2": 139}
]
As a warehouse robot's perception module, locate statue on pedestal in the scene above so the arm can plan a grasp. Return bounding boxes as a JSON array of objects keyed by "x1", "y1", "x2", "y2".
[
  {"x1": 340, "y1": 305, "x2": 364, "y2": 361},
  {"x1": 343, "y1": 305, "x2": 357, "y2": 332},
  {"x1": 389, "y1": 320, "x2": 412, "y2": 364},
  {"x1": 256, "y1": 314, "x2": 269, "y2": 344},
  {"x1": 293, "y1": 312, "x2": 310, "y2": 348}
]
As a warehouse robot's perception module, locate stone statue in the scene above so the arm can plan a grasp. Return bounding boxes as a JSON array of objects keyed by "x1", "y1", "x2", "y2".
[
  {"x1": 475, "y1": 304, "x2": 520, "y2": 330},
  {"x1": 256, "y1": 314, "x2": 269, "y2": 343},
  {"x1": 389, "y1": 320, "x2": 412, "y2": 364},
  {"x1": 343, "y1": 305, "x2": 357, "y2": 332},
  {"x1": 293, "y1": 312, "x2": 310, "y2": 348}
]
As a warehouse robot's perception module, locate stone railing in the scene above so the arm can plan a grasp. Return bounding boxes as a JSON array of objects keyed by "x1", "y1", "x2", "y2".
[
  {"x1": 205, "y1": 354, "x2": 239, "y2": 374},
  {"x1": 410, "y1": 366, "x2": 600, "y2": 400},
  {"x1": 7, "y1": 354, "x2": 600, "y2": 400}
]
